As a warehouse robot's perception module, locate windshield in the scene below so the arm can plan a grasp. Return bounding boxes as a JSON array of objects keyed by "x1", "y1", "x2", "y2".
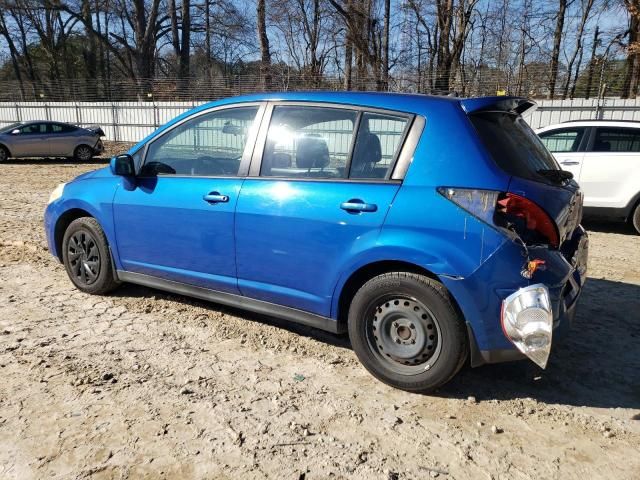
[
  {"x1": 469, "y1": 112, "x2": 560, "y2": 183},
  {"x1": 0, "y1": 122, "x2": 23, "y2": 134}
]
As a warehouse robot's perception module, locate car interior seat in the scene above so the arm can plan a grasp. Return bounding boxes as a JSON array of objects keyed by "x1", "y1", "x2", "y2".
[
  {"x1": 295, "y1": 134, "x2": 330, "y2": 176},
  {"x1": 350, "y1": 125, "x2": 383, "y2": 178}
]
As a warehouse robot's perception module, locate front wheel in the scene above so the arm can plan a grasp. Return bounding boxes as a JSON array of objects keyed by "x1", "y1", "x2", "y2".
[
  {"x1": 348, "y1": 272, "x2": 468, "y2": 392},
  {"x1": 62, "y1": 217, "x2": 119, "y2": 295}
]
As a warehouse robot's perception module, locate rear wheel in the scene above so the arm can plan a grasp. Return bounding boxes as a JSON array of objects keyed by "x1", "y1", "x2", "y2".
[
  {"x1": 348, "y1": 272, "x2": 468, "y2": 392},
  {"x1": 62, "y1": 217, "x2": 119, "y2": 295},
  {"x1": 0, "y1": 145, "x2": 8, "y2": 162},
  {"x1": 632, "y1": 203, "x2": 640, "y2": 235},
  {"x1": 74, "y1": 145, "x2": 94, "y2": 162}
]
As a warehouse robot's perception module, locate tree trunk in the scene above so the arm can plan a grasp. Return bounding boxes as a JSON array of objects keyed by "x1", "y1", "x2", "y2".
[
  {"x1": 381, "y1": 0, "x2": 390, "y2": 90},
  {"x1": 622, "y1": 0, "x2": 640, "y2": 98},
  {"x1": 585, "y1": 25, "x2": 599, "y2": 99},
  {"x1": 257, "y1": 0, "x2": 272, "y2": 90},
  {"x1": 562, "y1": 0, "x2": 594, "y2": 99},
  {"x1": 344, "y1": 37, "x2": 353, "y2": 90},
  {"x1": 548, "y1": 0, "x2": 567, "y2": 99}
]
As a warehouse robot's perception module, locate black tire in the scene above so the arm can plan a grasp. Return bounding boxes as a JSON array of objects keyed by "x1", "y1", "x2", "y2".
[
  {"x1": 62, "y1": 217, "x2": 119, "y2": 295},
  {"x1": 348, "y1": 272, "x2": 468, "y2": 393},
  {"x1": 74, "y1": 144, "x2": 94, "y2": 162},
  {"x1": 0, "y1": 145, "x2": 9, "y2": 162},
  {"x1": 632, "y1": 203, "x2": 640, "y2": 235}
]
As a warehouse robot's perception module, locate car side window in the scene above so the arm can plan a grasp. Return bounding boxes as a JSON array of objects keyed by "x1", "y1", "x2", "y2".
[
  {"x1": 19, "y1": 123, "x2": 47, "y2": 134},
  {"x1": 592, "y1": 127, "x2": 640, "y2": 152},
  {"x1": 260, "y1": 106, "x2": 357, "y2": 179},
  {"x1": 141, "y1": 106, "x2": 259, "y2": 177},
  {"x1": 50, "y1": 124, "x2": 76, "y2": 134},
  {"x1": 538, "y1": 128, "x2": 585, "y2": 153},
  {"x1": 350, "y1": 113, "x2": 409, "y2": 179}
]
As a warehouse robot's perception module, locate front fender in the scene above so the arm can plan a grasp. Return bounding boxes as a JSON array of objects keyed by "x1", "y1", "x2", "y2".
[{"x1": 44, "y1": 178, "x2": 120, "y2": 267}]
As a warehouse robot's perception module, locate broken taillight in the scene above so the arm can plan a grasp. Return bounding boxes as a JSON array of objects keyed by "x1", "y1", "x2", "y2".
[
  {"x1": 495, "y1": 193, "x2": 559, "y2": 248},
  {"x1": 438, "y1": 188, "x2": 559, "y2": 248}
]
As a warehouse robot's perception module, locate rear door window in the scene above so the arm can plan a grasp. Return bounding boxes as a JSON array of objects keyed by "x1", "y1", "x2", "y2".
[
  {"x1": 591, "y1": 127, "x2": 640, "y2": 152},
  {"x1": 350, "y1": 112, "x2": 410, "y2": 180},
  {"x1": 469, "y1": 111, "x2": 560, "y2": 183},
  {"x1": 538, "y1": 128, "x2": 585, "y2": 153}
]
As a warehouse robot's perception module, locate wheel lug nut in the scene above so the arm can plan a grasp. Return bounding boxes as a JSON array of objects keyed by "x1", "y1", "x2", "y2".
[
  {"x1": 410, "y1": 323, "x2": 415, "y2": 329},
  {"x1": 395, "y1": 338, "x2": 401, "y2": 344},
  {"x1": 411, "y1": 339, "x2": 416, "y2": 344},
  {"x1": 393, "y1": 322, "x2": 399, "y2": 328}
]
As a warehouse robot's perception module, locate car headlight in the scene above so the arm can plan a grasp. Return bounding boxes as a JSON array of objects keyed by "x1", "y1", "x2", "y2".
[
  {"x1": 501, "y1": 284, "x2": 553, "y2": 368},
  {"x1": 48, "y1": 183, "x2": 66, "y2": 204}
]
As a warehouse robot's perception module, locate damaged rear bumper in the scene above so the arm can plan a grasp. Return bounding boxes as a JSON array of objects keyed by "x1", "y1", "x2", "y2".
[{"x1": 442, "y1": 226, "x2": 588, "y2": 368}]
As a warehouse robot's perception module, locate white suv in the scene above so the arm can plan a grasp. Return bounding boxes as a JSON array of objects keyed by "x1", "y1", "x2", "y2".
[{"x1": 537, "y1": 120, "x2": 640, "y2": 233}]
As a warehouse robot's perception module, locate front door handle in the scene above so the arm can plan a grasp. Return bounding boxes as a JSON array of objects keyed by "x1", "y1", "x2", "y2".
[
  {"x1": 203, "y1": 192, "x2": 229, "y2": 203},
  {"x1": 560, "y1": 160, "x2": 580, "y2": 166},
  {"x1": 340, "y1": 200, "x2": 378, "y2": 213}
]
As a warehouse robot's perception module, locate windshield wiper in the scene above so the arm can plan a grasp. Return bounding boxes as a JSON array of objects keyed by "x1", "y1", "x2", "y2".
[{"x1": 537, "y1": 169, "x2": 573, "y2": 183}]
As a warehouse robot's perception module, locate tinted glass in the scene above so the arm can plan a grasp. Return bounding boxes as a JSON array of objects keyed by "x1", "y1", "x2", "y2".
[
  {"x1": 50, "y1": 123, "x2": 76, "y2": 134},
  {"x1": 141, "y1": 106, "x2": 259, "y2": 176},
  {"x1": 260, "y1": 106, "x2": 357, "y2": 179},
  {"x1": 469, "y1": 112, "x2": 560, "y2": 183},
  {"x1": 592, "y1": 127, "x2": 640, "y2": 152},
  {"x1": 539, "y1": 128, "x2": 585, "y2": 152},
  {"x1": 19, "y1": 123, "x2": 47, "y2": 134},
  {"x1": 350, "y1": 112, "x2": 409, "y2": 179}
]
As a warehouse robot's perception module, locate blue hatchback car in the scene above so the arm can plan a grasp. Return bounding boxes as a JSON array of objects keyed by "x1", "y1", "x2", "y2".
[{"x1": 45, "y1": 92, "x2": 588, "y2": 392}]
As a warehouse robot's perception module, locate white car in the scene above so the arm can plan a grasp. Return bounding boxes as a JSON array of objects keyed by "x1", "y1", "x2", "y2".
[{"x1": 537, "y1": 120, "x2": 640, "y2": 233}]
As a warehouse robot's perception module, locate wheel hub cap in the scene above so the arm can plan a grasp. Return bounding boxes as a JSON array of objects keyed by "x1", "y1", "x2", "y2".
[{"x1": 371, "y1": 298, "x2": 440, "y2": 367}]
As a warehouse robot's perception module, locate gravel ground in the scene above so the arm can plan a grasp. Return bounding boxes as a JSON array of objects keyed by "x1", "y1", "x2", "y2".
[{"x1": 0, "y1": 148, "x2": 639, "y2": 479}]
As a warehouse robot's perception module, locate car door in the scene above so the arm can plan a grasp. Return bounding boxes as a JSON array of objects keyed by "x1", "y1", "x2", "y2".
[
  {"x1": 538, "y1": 126, "x2": 588, "y2": 180},
  {"x1": 9, "y1": 123, "x2": 50, "y2": 157},
  {"x1": 234, "y1": 103, "x2": 412, "y2": 316},
  {"x1": 112, "y1": 103, "x2": 264, "y2": 294},
  {"x1": 579, "y1": 126, "x2": 640, "y2": 209},
  {"x1": 48, "y1": 123, "x2": 77, "y2": 156}
]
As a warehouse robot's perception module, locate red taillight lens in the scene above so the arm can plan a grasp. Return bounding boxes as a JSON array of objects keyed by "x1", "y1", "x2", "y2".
[
  {"x1": 495, "y1": 193, "x2": 559, "y2": 248},
  {"x1": 438, "y1": 188, "x2": 560, "y2": 248}
]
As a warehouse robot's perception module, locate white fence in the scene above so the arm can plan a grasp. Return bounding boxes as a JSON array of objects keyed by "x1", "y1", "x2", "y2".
[{"x1": 2, "y1": 97, "x2": 640, "y2": 143}]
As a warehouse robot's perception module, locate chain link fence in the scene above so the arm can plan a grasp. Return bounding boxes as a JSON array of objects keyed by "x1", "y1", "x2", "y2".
[{"x1": 0, "y1": 61, "x2": 631, "y2": 102}]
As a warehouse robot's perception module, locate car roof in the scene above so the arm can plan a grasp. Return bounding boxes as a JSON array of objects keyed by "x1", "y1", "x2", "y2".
[{"x1": 538, "y1": 119, "x2": 640, "y2": 131}]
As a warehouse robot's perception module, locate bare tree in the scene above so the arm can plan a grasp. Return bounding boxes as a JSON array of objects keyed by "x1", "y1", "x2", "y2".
[{"x1": 257, "y1": 0, "x2": 272, "y2": 89}]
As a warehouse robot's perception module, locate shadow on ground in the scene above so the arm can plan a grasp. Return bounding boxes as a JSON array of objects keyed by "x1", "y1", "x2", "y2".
[
  {"x1": 114, "y1": 277, "x2": 640, "y2": 410},
  {"x1": 583, "y1": 218, "x2": 637, "y2": 235}
]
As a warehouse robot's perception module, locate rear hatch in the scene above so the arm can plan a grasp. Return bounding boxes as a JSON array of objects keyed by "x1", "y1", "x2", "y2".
[{"x1": 464, "y1": 98, "x2": 583, "y2": 247}]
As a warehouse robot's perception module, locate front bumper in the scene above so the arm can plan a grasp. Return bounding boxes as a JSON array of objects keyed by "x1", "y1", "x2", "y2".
[{"x1": 442, "y1": 226, "x2": 588, "y2": 367}]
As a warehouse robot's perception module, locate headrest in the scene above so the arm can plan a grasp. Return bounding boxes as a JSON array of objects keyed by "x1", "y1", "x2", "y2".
[
  {"x1": 595, "y1": 140, "x2": 611, "y2": 152},
  {"x1": 296, "y1": 134, "x2": 330, "y2": 169},
  {"x1": 352, "y1": 132, "x2": 382, "y2": 169}
]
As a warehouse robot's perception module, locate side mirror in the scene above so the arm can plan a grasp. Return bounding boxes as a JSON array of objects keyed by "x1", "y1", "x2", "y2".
[
  {"x1": 11, "y1": 129, "x2": 20, "y2": 135},
  {"x1": 111, "y1": 154, "x2": 136, "y2": 176}
]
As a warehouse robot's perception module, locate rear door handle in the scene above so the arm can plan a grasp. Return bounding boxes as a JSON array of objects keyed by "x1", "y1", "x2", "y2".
[
  {"x1": 203, "y1": 192, "x2": 229, "y2": 203},
  {"x1": 340, "y1": 200, "x2": 378, "y2": 213},
  {"x1": 560, "y1": 160, "x2": 580, "y2": 166}
]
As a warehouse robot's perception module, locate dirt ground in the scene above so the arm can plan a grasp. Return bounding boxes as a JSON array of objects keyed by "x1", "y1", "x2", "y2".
[{"x1": 0, "y1": 147, "x2": 639, "y2": 480}]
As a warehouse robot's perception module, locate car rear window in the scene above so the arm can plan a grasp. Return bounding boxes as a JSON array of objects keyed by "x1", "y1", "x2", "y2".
[{"x1": 469, "y1": 111, "x2": 560, "y2": 183}]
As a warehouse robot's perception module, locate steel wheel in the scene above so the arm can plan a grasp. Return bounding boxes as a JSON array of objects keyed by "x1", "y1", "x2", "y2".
[
  {"x1": 67, "y1": 230, "x2": 101, "y2": 286},
  {"x1": 75, "y1": 145, "x2": 93, "y2": 161},
  {"x1": 366, "y1": 296, "x2": 443, "y2": 375}
]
